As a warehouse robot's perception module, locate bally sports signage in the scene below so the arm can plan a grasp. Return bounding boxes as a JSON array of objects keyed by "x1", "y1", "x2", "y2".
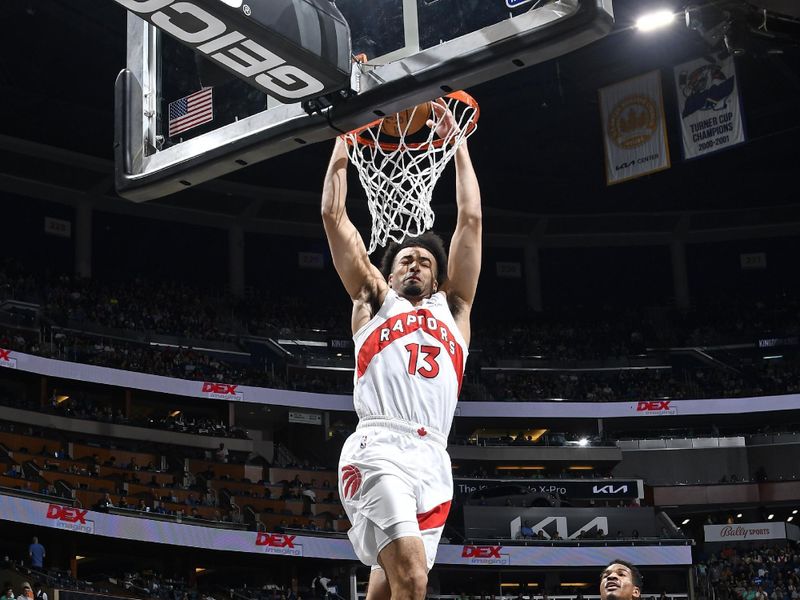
[
  {"x1": 704, "y1": 522, "x2": 800, "y2": 543},
  {"x1": 0, "y1": 495, "x2": 691, "y2": 565},
  {"x1": 455, "y1": 478, "x2": 643, "y2": 501}
]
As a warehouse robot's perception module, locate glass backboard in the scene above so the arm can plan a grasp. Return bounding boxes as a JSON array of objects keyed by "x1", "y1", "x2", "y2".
[{"x1": 114, "y1": 0, "x2": 614, "y2": 201}]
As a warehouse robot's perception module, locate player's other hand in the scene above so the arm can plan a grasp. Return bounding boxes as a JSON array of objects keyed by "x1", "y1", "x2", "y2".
[{"x1": 427, "y1": 98, "x2": 459, "y2": 139}]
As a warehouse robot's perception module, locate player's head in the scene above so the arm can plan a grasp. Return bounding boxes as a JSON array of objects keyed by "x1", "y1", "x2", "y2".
[
  {"x1": 600, "y1": 560, "x2": 642, "y2": 600},
  {"x1": 380, "y1": 232, "x2": 448, "y2": 300}
]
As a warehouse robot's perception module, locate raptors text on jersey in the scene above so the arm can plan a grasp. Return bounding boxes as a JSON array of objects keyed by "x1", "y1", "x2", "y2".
[{"x1": 353, "y1": 290, "x2": 468, "y2": 437}]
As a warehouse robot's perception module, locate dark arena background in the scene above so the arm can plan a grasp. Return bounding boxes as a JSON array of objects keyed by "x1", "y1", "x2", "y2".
[{"x1": 2, "y1": 0, "x2": 800, "y2": 599}]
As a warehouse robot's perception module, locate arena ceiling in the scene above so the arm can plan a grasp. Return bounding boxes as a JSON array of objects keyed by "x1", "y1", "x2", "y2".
[{"x1": 1, "y1": 0, "x2": 799, "y2": 243}]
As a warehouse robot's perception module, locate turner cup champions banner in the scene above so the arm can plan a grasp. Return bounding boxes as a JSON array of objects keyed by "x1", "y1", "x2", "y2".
[
  {"x1": 674, "y1": 55, "x2": 746, "y2": 159},
  {"x1": 599, "y1": 70, "x2": 671, "y2": 185}
]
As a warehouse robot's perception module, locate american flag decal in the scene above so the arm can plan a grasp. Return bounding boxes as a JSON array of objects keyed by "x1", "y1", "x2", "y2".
[
  {"x1": 341, "y1": 464, "x2": 362, "y2": 500},
  {"x1": 168, "y1": 87, "x2": 213, "y2": 137}
]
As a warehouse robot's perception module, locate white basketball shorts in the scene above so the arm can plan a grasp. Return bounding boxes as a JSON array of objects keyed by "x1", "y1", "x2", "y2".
[{"x1": 337, "y1": 416, "x2": 453, "y2": 571}]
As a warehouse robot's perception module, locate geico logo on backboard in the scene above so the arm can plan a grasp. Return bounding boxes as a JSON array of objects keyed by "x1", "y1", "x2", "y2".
[
  {"x1": 46, "y1": 504, "x2": 95, "y2": 534},
  {"x1": 635, "y1": 400, "x2": 677, "y2": 415},
  {"x1": 112, "y1": 0, "x2": 326, "y2": 101},
  {"x1": 0, "y1": 349, "x2": 17, "y2": 369},
  {"x1": 255, "y1": 533, "x2": 302, "y2": 557},
  {"x1": 201, "y1": 382, "x2": 243, "y2": 400},
  {"x1": 461, "y1": 545, "x2": 509, "y2": 565}
]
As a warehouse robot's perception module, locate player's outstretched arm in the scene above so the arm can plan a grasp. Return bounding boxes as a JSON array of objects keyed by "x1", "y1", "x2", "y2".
[
  {"x1": 321, "y1": 137, "x2": 385, "y2": 302},
  {"x1": 444, "y1": 141, "x2": 482, "y2": 343}
]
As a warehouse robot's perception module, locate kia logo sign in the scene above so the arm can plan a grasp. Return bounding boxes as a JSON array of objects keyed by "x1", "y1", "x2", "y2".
[
  {"x1": 46, "y1": 504, "x2": 94, "y2": 534},
  {"x1": 202, "y1": 382, "x2": 243, "y2": 400},
  {"x1": 636, "y1": 400, "x2": 677, "y2": 415},
  {"x1": 592, "y1": 484, "x2": 629, "y2": 495},
  {"x1": 255, "y1": 533, "x2": 303, "y2": 556},
  {"x1": 461, "y1": 545, "x2": 509, "y2": 565}
]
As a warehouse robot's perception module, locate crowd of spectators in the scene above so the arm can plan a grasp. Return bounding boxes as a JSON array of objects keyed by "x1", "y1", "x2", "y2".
[
  {"x1": 3, "y1": 261, "x2": 800, "y2": 402},
  {"x1": 695, "y1": 544, "x2": 800, "y2": 600}
]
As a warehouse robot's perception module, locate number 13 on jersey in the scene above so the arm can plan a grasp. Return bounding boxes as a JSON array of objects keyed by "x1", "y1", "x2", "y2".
[{"x1": 405, "y1": 343, "x2": 441, "y2": 378}]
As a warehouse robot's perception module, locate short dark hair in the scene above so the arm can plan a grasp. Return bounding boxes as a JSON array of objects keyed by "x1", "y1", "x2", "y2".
[
  {"x1": 379, "y1": 232, "x2": 448, "y2": 284},
  {"x1": 601, "y1": 560, "x2": 643, "y2": 589}
]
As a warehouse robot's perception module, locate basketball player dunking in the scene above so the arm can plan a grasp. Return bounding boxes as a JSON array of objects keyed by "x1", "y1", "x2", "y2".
[{"x1": 321, "y1": 101, "x2": 481, "y2": 600}]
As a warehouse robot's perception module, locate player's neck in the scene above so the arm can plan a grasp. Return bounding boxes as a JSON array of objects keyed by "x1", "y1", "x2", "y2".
[{"x1": 398, "y1": 291, "x2": 429, "y2": 306}]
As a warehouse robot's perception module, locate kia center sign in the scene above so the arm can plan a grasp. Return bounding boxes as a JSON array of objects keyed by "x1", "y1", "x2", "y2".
[{"x1": 705, "y1": 522, "x2": 800, "y2": 543}]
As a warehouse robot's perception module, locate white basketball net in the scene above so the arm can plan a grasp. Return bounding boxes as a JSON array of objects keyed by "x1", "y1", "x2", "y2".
[{"x1": 343, "y1": 93, "x2": 479, "y2": 254}]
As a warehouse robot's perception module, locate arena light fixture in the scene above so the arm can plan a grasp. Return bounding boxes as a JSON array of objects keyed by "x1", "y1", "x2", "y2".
[
  {"x1": 793, "y1": 509, "x2": 798, "y2": 514},
  {"x1": 578, "y1": 438, "x2": 589, "y2": 447},
  {"x1": 768, "y1": 514, "x2": 775, "y2": 520},
  {"x1": 737, "y1": 513, "x2": 743, "y2": 518},
  {"x1": 681, "y1": 518, "x2": 690, "y2": 525},
  {"x1": 636, "y1": 9, "x2": 676, "y2": 31},
  {"x1": 789, "y1": 516, "x2": 794, "y2": 522}
]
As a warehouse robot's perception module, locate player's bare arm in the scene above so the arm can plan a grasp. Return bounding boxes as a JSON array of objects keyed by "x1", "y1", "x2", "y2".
[
  {"x1": 429, "y1": 101, "x2": 482, "y2": 345},
  {"x1": 321, "y1": 137, "x2": 388, "y2": 334}
]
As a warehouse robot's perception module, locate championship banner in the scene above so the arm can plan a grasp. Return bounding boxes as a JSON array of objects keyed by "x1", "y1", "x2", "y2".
[
  {"x1": 599, "y1": 70, "x2": 671, "y2": 185},
  {"x1": 674, "y1": 55, "x2": 745, "y2": 159}
]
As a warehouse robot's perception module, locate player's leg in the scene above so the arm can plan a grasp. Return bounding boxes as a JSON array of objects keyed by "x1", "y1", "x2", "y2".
[
  {"x1": 365, "y1": 567, "x2": 391, "y2": 600},
  {"x1": 377, "y1": 535, "x2": 429, "y2": 600}
]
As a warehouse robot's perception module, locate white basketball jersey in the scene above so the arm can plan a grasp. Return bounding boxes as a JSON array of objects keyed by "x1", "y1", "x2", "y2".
[{"x1": 352, "y1": 289, "x2": 468, "y2": 438}]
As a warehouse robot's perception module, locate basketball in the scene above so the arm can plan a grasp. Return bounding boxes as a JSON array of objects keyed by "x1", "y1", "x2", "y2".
[{"x1": 380, "y1": 102, "x2": 432, "y2": 138}]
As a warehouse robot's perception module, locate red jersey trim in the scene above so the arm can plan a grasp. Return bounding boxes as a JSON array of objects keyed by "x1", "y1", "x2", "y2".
[{"x1": 417, "y1": 500, "x2": 452, "y2": 531}]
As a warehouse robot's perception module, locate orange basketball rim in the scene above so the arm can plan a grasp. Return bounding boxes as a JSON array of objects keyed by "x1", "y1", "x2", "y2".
[{"x1": 344, "y1": 91, "x2": 480, "y2": 152}]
